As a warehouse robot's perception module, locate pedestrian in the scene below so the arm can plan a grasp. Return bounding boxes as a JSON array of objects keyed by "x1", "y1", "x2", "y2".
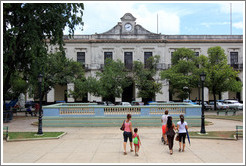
[
  {"x1": 34, "y1": 103, "x2": 40, "y2": 116},
  {"x1": 161, "y1": 110, "x2": 169, "y2": 145},
  {"x1": 123, "y1": 114, "x2": 134, "y2": 155},
  {"x1": 177, "y1": 114, "x2": 188, "y2": 152},
  {"x1": 26, "y1": 106, "x2": 33, "y2": 116},
  {"x1": 166, "y1": 116, "x2": 176, "y2": 155},
  {"x1": 133, "y1": 128, "x2": 141, "y2": 156}
]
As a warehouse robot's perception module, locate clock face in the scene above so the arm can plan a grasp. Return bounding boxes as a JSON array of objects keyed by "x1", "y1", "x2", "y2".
[{"x1": 125, "y1": 23, "x2": 132, "y2": 31}]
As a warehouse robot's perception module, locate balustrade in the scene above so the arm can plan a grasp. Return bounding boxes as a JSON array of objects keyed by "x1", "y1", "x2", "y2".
[
  {"x1": 60, "y1": 107, "x2": 95, "y2": 115},
  {"x1": 104, "y1": 107, "x2": 141, "y2": 115},
  {"x1": 43, "y1": 103, "x2": 201, "y2": 117}
]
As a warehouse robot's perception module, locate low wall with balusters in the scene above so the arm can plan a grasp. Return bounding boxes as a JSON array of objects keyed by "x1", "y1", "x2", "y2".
[{"x1": 43, "y1": 103, "x2": 201, "y2": 117}]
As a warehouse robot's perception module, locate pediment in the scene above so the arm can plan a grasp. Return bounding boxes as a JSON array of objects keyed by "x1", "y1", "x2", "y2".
[{"x1": 121, "y1": 13, "x2": 136, "y2": 21}]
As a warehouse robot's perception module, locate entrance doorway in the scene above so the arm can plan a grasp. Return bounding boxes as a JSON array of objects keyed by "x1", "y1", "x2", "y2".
[{"x1": 122, "y1": 81, "x2": 134, "y2": 103}]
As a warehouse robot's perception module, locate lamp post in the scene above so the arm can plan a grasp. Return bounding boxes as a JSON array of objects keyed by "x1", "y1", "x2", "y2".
[
  {"x1": 200, "y1": 72, "x2": 206, "y2": 134},
  {"x1": 37, "y1": 74, "x2": 43, "y2": 135},
  {"x1": 198, "y1": 83, "x2": 201, "y2": 105}
]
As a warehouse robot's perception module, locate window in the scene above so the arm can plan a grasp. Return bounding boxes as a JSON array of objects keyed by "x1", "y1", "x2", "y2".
[
  {"x1": 104, "y1": 52, "x2": 113, "y2": 64},
  {"x1": 194, "y1": 52, "x2": 199, "y2": 68},
  {"x1": 144, "y1": 52, "x2": 152, "y2": 68},
  {"x1": 124, "y1": 52, "x2": 133, "y2": 69},
  {"x1": 77, "y1": 52, "x2": 85, "y2": 65},
  {"x1": 230, "y1": 52, "x2": 238, "y2": 64}
]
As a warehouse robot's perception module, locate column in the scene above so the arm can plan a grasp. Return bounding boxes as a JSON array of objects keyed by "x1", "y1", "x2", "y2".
[
  {"x1": 88, "y1": 93, "x2": 102, "y2": 102},
  {"x1": 67, "y1": 83, "x2": 75, "y2": 102},
  {"x1": 204, "y1": 87, "x2": 209, "y2": 102},
  {"x1": 156, "y1": 83, "x2": 169, "y2": 102},
  {"x1": 26, "y1": 92, "x2": 34, "y2": 101},
  {"x1": 222, "y1": 92, "x2": 229, "y2": 100},
  {"x1": 135, "y1": 86, "x2": 142, "y2": 101},
  {"x1": 240, "y1": 89, "x2": 243, "y2": 102},
  {"x1": 115, "y1": 97, "x2": 122, "y2": 103},
  {"x1": 47, "y1": 88, "x2": 55, "y2": 103}
]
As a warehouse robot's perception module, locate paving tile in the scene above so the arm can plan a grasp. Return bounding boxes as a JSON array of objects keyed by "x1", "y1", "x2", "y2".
[{"x1": 2, "y1": 116, "x2": 244, "y2": 164}]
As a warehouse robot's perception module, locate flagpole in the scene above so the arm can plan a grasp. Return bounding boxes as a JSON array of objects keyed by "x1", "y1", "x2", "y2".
[{"x1": 157, "y1": 13, "x2": 158, "y2": 34}]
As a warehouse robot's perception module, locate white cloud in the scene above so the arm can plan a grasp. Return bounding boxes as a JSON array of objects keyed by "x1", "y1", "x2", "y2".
[
  {"x1": 201, "y1": 22, "x2": 230, "y2": 28},
  {"x1": 133, "y1": 6, "x2": 180, "y2": 34},
  {"x1": 68, "y1": 2, "x2": 181, "y2": 35},
  {"x1": 219, "y1": 2, "x2": 245, "y2": 14},
  {"x1": 233, "y1": 21, "x2": 243, "y2": 29}
]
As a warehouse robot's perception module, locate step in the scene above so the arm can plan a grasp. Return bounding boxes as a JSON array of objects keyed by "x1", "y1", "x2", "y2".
[{"x1": 43, "y1": 116, "x2": 201, "y2": 127}]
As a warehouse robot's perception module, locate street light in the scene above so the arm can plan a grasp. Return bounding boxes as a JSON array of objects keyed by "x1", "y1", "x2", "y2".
[
  {"x1": 37, "y1": 73, "x2": 43, "y2": 135},
  {"x1": 200, "y1": 72, "x2": 206, "y2": 134},
  {"x1": 198, "y1": 83, "x2": 201, "y2": 105}
]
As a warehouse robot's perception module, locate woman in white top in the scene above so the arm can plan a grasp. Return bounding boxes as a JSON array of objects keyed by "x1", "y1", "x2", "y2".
[{"x1": 177, "y1": 114, "x2": 188, "y2": 152}]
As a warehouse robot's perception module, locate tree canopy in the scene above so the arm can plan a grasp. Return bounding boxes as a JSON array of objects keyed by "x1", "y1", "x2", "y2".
[
  {"x1": 70, "y1": 59, "x2": 131, "y2": 102},
  {"x1": 3, "y1": 3, "x2": 84, "y2": 101},
  {"x1": 160, "y1": 48, "x2": 199, "y2": 100},
  {"x1": 133, "y1": 55, "x2": 162, "y2": 102},
  {"x1": 96, "y1": 59, "x2": 131, "y2": 101},
  {"x1": 28, "y1": 52, "x2": 84, "y2": 100},
  {"x1": 203, "y1": 46, "x2": 242, "y2": 109}
]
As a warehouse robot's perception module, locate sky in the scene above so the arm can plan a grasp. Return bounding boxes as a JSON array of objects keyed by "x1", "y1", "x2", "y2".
[{"x1": 64, "y1": 1, "x2": 244, "y2": 35}]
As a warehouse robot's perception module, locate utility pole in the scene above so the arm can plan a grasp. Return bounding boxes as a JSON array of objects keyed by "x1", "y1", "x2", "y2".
[
  {"x1": 230, "y1": 3, "x2": 232, "y2": 35},
  {"x1": 157, "y1": 13, "x2": 158, "y2": 34}
]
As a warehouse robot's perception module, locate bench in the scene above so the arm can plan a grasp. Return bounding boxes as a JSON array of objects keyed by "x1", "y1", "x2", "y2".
[
  {"x1": 3, "y1": 111, "x2": 13, "y2": 122},
  {"x1": 25, "y1": 108, "x2": 38, "y2": 117},
  {"x1": 217, "y1": 110, "x2": 237, "y2": 116},
  {"x1": 236, "y1": 125, "x2": 243, "y2": 140},
  {"x1": 3, "y1": 126, "x2": 8, "y2": 140}
]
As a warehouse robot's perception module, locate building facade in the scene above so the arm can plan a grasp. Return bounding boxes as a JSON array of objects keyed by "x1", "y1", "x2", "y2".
[{"x1": 42, "y1": 13, "x2": 243, "y2": 103}]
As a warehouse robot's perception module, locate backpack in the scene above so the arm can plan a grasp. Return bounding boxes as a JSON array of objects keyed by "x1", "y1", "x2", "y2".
[{"x1": 133, "y1": 136, "x2": 138, "y2": 144}]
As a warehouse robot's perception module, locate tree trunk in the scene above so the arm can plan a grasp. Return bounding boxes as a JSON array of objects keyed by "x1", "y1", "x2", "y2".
[{"x1": 213, "y1": 88, "x2": 217, "y2": 110}]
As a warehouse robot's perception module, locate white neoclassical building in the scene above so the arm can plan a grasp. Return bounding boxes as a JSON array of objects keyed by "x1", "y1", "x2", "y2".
[{"x1": 41, "y1": 13, "x2": 243, "y2": 103}]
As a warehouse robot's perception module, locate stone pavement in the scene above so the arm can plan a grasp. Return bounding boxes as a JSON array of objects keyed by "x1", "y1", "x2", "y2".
[{"x1": 2, "y1": 113, "x2": 244, "y2": 164}]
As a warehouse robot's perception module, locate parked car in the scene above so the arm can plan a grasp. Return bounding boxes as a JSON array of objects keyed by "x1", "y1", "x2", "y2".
[
  {"x1": 131, "y1": 101, "x2": 144, "y2": 106},
  {"x1": 119, "y1": 102, "x2": 132, "y2": 106},
  {"x1": 97, "y1": 101, "x2": 115, "y2": 106},
  {"x1": 223, "y1": 100, "x2": 243, "y2": 110},
  {"x1": 56, "y1": 100, "x2": 66, "y2": 103},
  {"x1": 25, "y1": 101, "x2": 36, "y2": 108},
  {"x1": 183, "y1": 100, "x2": 197, "y2": 105},
  {"x1": 206, "y1": 102, "x2": 229, "y2": 110}
]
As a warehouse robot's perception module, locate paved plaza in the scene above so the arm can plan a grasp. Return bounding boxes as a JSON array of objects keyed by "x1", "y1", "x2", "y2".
[{"x1": 2, "y1": 113, "x2": 244, "y2": 164}]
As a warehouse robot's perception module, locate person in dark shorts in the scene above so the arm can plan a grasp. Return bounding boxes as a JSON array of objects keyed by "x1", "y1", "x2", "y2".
[
  {"x1": 166, "y1": 116, "x2": 176, "y2": 155},
  {"x1": 177, "y1": 114, "x2": 188, "y2": 152},
  {"x1": 123, "y1": 114, "x2": 133, "y2": 155}
]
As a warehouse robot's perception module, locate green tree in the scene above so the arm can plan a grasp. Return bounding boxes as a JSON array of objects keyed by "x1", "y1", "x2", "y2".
[
  {"x1": 5, "y1": 72, "x2": 29, "y2": 100},
  {"x1": 3, "y1": 3, "x2": 84, "y2": 103},
  {"x1": 160, "y1": 48, "x2": 199, "y2": 100},
  {"x1": 204, "y1": 46, "x2": 242, "y2": 109},
  {"x1": 28, "y1": 52, "x2": 84, "y2": 101},
  {"x1": 69, "y1": 76, "x2": 100, "y2": 101},
  {"x1": 133, "y1": 56, "x2": 162, "y2": 103},
  {"x1": 95, "y1": 59, "x2": 131, "y2": 102}
]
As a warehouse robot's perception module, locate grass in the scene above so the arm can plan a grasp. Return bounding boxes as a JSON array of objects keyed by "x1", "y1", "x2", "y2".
[
  {"x1": 189, "y1": 131, "x2": 237, "y2": 139},
  {"x1": 205, "y1": 115, "x2": 243, "y2": 121},
  {"x1": 7, "y1": 132, "x2": 65, "y2": 140}
]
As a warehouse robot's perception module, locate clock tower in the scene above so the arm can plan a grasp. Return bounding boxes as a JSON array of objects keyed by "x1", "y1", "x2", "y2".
[{"x1": 120, "y1": 13, "x2": 136, "y2": 33}]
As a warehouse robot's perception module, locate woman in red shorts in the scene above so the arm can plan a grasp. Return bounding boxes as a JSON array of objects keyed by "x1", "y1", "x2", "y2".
[{"x1": 161, "y1": 110, "x2": 169, "y2": 145}]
